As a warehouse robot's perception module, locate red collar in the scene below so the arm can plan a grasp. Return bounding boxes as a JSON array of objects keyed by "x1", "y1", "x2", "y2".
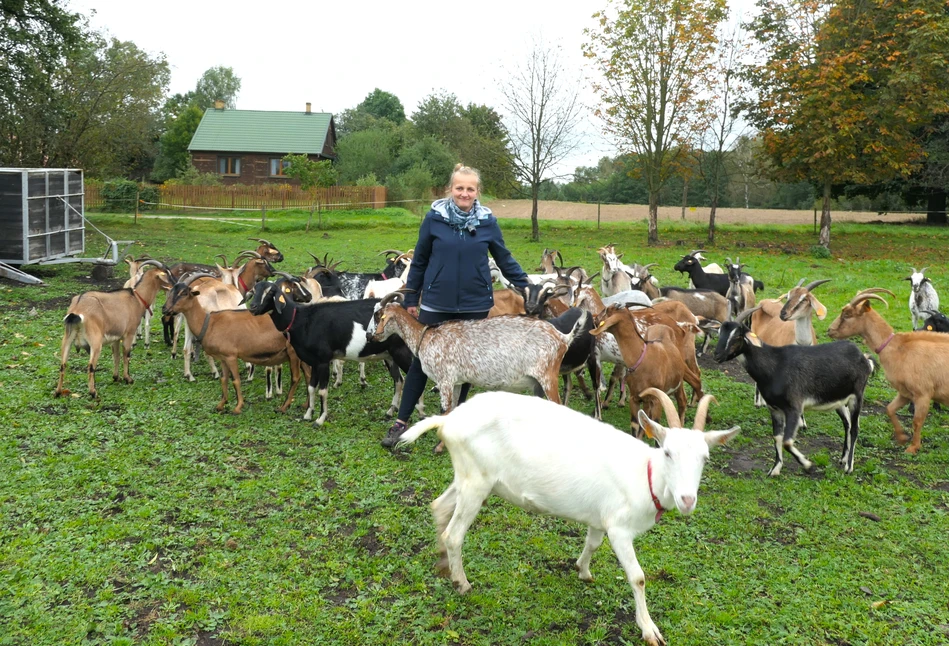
[
  {"x1": 279, "y1": 307, "x2": 297, "y2": 339},
  {"x1": 238, "y1": 274, "x2": 249, "y2": 294},
  {"x1": 647, "y1": 459, "x2": 665, "y2": 522},
  {"x1": 625, "y1": 341, "x2": 648, "y2": 376},
  {"x1": 132, "y1": 289, "x2": 151, "y2": 315},
  {"x1": 875, "y1": 332, "x2": 895, "y2": 354}
]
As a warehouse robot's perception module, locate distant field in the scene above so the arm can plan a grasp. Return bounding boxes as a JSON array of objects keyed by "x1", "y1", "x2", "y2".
[{"x1": 484, "y1": 199, "x2": 915, "y2": 225}]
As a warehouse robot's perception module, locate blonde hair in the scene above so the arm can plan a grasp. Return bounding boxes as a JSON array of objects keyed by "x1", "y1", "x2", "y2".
[{"x1": 446, "y1": 163, "x2": 482, "y2": 196}]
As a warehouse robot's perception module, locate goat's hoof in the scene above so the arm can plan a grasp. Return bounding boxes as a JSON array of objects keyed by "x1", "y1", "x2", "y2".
[
  {"x1": 112, "y1": 375, "x2": 120, "y2": 382},
  {"x1": 894, "y1": 433, "x2": 910, "y2": 446},
  {"x1": 124, "y1": 377, "x2": 134, "y2": 385},
  {"x1": 433, "y1": 442, "x2": 445, "y2": 454},
  {"x1": 904, "y1": 445, "x2": 920, "y2": 455},
  {"x1": 453, "y1": 580, "x2": 472, "y2": 595}
]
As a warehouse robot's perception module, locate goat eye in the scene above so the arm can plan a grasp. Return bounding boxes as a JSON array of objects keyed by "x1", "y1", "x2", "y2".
[{"x1": 664, "y1": 450, "x2": 671, "y2": 458}]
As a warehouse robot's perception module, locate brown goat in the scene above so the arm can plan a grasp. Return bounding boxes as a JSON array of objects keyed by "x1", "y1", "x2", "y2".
[
  {"x1": 55, "y1": 262, "x2": 173, "y2": 399},
  {"x1": 828, "y1": 288, "x2": 949, "y2": 454},
  {"x1": 589, "y1": 305, "x2": 700, "y2": 437},
  {"x1": 163, "y1": 282, "x2": 304, "y2": 414}
]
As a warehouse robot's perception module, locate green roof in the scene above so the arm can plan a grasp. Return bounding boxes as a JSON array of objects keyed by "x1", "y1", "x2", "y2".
[{"x1": 188, "y1": 109, "x2": 334, "y2": 155}]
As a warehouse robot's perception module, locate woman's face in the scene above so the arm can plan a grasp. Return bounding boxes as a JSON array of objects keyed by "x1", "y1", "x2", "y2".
[{"x1": 450, "y1": 173, "x2": 479, "y2": 212}]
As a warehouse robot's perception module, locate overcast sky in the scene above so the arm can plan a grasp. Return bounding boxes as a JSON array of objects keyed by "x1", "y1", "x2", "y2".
[{"x1": 69, "y1": 0, "x2": 758, "y2": 178}]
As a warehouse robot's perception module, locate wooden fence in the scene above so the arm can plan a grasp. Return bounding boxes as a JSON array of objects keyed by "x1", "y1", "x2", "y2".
[{"x1": 85, "y1": 184, "x2": 387, "y2": 212}]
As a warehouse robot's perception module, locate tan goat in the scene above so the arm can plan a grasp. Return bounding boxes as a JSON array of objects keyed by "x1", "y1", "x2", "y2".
[
  {"x1": 589, "y1": 305, "x2": 701, "y2": 437},
  {"x1": 162, "y1": 282, "x2": 305, "y2": 414},
  {"x1": 827, "y1": 288, "x2": 949, "y2": 454},
  {"x1": 55, "y1": 262, "x2": 173, "y2": 399}
]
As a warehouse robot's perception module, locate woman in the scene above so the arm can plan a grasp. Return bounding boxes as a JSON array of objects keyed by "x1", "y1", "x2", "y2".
[{"x1": 381, "y1": 164, "x2": 530, "y2": 448}]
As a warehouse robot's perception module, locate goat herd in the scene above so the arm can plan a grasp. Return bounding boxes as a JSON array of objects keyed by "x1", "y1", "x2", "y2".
[{"x1": 50, "y1": 238, "x2": 949, "y2": 645}]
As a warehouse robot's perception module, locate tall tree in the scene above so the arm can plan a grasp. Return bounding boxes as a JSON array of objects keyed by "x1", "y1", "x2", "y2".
[
  {"x1": 0, "y1": 0, "x2": 83, "y2": 167},
  {"x1": 584, "y1": 0, "x2": 727, "y2": 244},
  {"x1": 151, "y1": 104, "x2": 203, "y2": 182},
  {"x1": 152, "y1": 67, "x2": 242, "y2": 182},
  {"x1": 694, "y1": 17, "x2": 749, "y2": 243},
  {"x1": 337, "y1": 89, "x2": 406, "y2": 137},
  {"x1": 193, "y1": 66, "x2": 241, "y2": 109},
  {"x1": 412, "y1": 92, "x2": 516, "y2": 196},
  {"x1": 499, "y1": 39, "x2": 584, "y2": 241},
  {"x1": 744, "y1": 0, "x2": 949, "y2": 248}
]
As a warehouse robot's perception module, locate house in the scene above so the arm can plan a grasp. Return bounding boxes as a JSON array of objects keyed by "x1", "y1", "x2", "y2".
[{"x1": 188, "y1": 102, "x2": 336, "y2": 185}]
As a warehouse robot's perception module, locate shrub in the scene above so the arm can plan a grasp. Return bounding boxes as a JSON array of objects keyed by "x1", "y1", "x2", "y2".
[
  {"x1": 810, "y1": 244, "x2": 832, "y2": 259},
  {"x1": 165, "y1": 165, "x2": 223, "y2": 186},
  {"x1": 100, "y1": 179, "x2": 160, "y2": 213}
]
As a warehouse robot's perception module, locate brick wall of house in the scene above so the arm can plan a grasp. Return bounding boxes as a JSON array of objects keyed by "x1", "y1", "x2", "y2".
[{"x1": 190, "y1": 152, "x2": 329, "y2": 186}]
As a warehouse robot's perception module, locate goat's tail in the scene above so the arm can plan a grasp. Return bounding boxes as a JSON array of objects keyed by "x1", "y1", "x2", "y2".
[{"x1": 396, "y1": 416, "x2": 446, "y2": 447}]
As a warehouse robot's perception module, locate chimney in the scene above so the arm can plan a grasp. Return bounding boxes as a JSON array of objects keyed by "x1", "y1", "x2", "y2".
[
  {"x1": 213, "y1": 100, "x2": 225, "y2": 110},
  {"x1": 305, "y1": 102, "x2": 312, "y2": 114}
]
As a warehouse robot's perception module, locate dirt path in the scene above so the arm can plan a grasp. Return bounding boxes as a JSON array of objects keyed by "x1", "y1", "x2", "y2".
[{"x1": 482, "y1": 199, "x2": 912, "y2": 225}]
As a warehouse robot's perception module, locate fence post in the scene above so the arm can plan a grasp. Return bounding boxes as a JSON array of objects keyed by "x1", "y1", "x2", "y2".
[
  {"x1": 597, "y1": 202, "x2": 601, "y2": 230},
  {"x1": 306, "y1": 203, "x2": 315, "y2": 232},
  {"x1": 135, "y1": 190, "x2": 139, "y2": 225},
  {"x1": 262, "y1": 203, "x2": 267, "y2": 230}
]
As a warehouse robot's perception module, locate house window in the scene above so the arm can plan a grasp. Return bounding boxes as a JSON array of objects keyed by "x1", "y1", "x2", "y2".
[
  {"x1": 218, "y1": 156, "x2": 241, "y2": 176},
  {"x1": 270, "y1": 158, "x2": 291, "y2": 177}
]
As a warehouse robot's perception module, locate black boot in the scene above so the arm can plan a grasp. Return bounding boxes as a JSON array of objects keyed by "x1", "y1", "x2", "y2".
[{"x1": 381, "y1": 420, "x2": 407, "y2": 449}]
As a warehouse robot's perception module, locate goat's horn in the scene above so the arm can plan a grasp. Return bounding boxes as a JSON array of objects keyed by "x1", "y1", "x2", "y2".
[
  {"x1": 306, "y1": 266, "x2": 333, "y2": 277},
  {"x1": 215, "y1": 254, "x2": 229, "y2": 266},
  {"x1": 639, "y1": 387, "x2": 681, "y2": 428},
  {"x1": 236, "y1": 249, "x2": 262, "y2": 259},
  {"x1": 735, "y1": 304, "x2": 763, "y2": 325},
  {"x1": 123, "y1": 255, "x2": 135, "y2": 264},
  {"x1": 689, "y1": 249, "x2": 706, "y2": 256},
  {"x1": 555, "y1": 250, "x2": 564, "y2": 266},
  {"x1": 181, "y1": 271, "x2": 217, "y2": 285},
  {"x1": 848, "y1": 289, "x2": 894, "y2": 308},
  {"x1": 307, "y1": 251, "x2": 323, "y2": 265},
  {"x1": 642, "y1": 263, "x2": 658, "y2": 270},
  {"x1": 136, "y1": 259, "x2": 166, "y2": 271},
  {"x1": 377, "y1": 291, "x2": 405, "y2": 308},
  {"x1": 691, "y1": 394, "x2": 718, "y2": 431},
  {"x1": 920, "y1": 267, "x2": 929, "y2": 274},
  {"x1": 804, "y1": 279, "x2": 831, "y2": 292},
  {"x1": 377, "y1": 249, "x2": 402, "y2": 257},
  {"x1": 247, "y1": 237, "x2": 271, "y2": 245},
  {"x1": 793, "y1": 278, "x2": 806, "y2": 289},
  {"x1": 273, "y1": 271, "x2": 296, "y2": 281},
  {"x1": 725, "y1": 257, "x2": 734, "y2": 266}
]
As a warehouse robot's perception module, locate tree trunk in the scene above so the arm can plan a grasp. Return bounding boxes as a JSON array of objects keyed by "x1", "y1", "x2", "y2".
[
  {"x1": 648, "y1": 191, "x2": 660, "y2": 245},
  {"x1": 681, "y1": 177, "x2": 689, "y2": 220},
  {"x1": 530, "y1": 183, "x2": 540, "y2": 242},
  {"x1": 818, "y1": 179, "x2": 832, "y2": 249},
  {"x1": 926, "y1": 190, "x2": 947, "y2": 225},
  {"x1": 707, "y1": 194, "x2": 718, "y2": 245}
]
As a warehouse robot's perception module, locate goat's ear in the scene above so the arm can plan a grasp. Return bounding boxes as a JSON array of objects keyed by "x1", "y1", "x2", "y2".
[
  {"x1": 638, "y1": 410, "x2": 667, "y2": 443},
  {"x1": 744, "y1": 331, "x2": 762, "y2": 347},
  {"x1": 274, "y1": 292, "x2": 286, "y2": 313},
  {"x1": 811, "y1": 296, "x2": 828, "y2": 320},
  {"x1": 705, "y1": 426, "x2": 740, "y2": 448}
]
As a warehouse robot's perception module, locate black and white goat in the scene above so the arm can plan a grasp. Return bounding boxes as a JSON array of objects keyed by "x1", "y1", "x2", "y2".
[
  {"x1": 905, "y1": 267, "x2": 939, "y2": 330},
  {"x1": 674, "y1": 254, "x2": 763, "y2": 297},
  {"x1": 246, "y1": 279, "x2": 416, "y2": 425},
  {"x1": 725, "y1": 258, "x2": 756, "y2": 320},
  {"x1": 714, "y1": 320, "x2": 874, "y2": 476}
]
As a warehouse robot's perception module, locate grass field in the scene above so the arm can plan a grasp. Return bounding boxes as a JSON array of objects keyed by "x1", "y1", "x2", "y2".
[{"x1": 1, "y1": 208, "x2": 948, "y2": 645}]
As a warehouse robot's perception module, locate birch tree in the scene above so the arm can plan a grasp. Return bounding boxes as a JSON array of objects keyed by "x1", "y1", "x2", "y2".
[{"x1": 499, "y1": 40, "x2": 584, "y2": 242}]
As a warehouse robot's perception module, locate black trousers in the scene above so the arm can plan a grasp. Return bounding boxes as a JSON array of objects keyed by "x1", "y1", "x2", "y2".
[{"x1": 396, "y1": 309, "x2": 489, "y2": 422}]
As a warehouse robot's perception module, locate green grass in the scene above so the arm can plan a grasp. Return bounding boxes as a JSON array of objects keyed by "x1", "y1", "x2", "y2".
[{"x1": 1, "y1": 209, "x2": 948, "y2": 645}]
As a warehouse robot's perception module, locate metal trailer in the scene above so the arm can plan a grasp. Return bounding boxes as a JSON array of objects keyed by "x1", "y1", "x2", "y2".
[{"x1": 0, "y1": 167, "x2": 133, "y2": 285}]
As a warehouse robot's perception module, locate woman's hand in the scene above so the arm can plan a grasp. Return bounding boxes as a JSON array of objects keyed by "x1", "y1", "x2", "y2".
[{"x1": 407, "y1": 306, "x2": 418, "y2": 318}]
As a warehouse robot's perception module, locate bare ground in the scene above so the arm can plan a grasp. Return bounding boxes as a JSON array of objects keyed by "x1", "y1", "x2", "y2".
[{"x1": 483, "y1": 199, "x2": 916, "y2": 225}]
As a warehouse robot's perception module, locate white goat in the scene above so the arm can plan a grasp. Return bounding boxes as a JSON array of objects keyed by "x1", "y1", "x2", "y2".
[
  {"x1": 905, "y1": 267, "x2": 939, "y2": 330},
  {"x1": 397, "y1": 391, "x2": 739, "y2": 646}
]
